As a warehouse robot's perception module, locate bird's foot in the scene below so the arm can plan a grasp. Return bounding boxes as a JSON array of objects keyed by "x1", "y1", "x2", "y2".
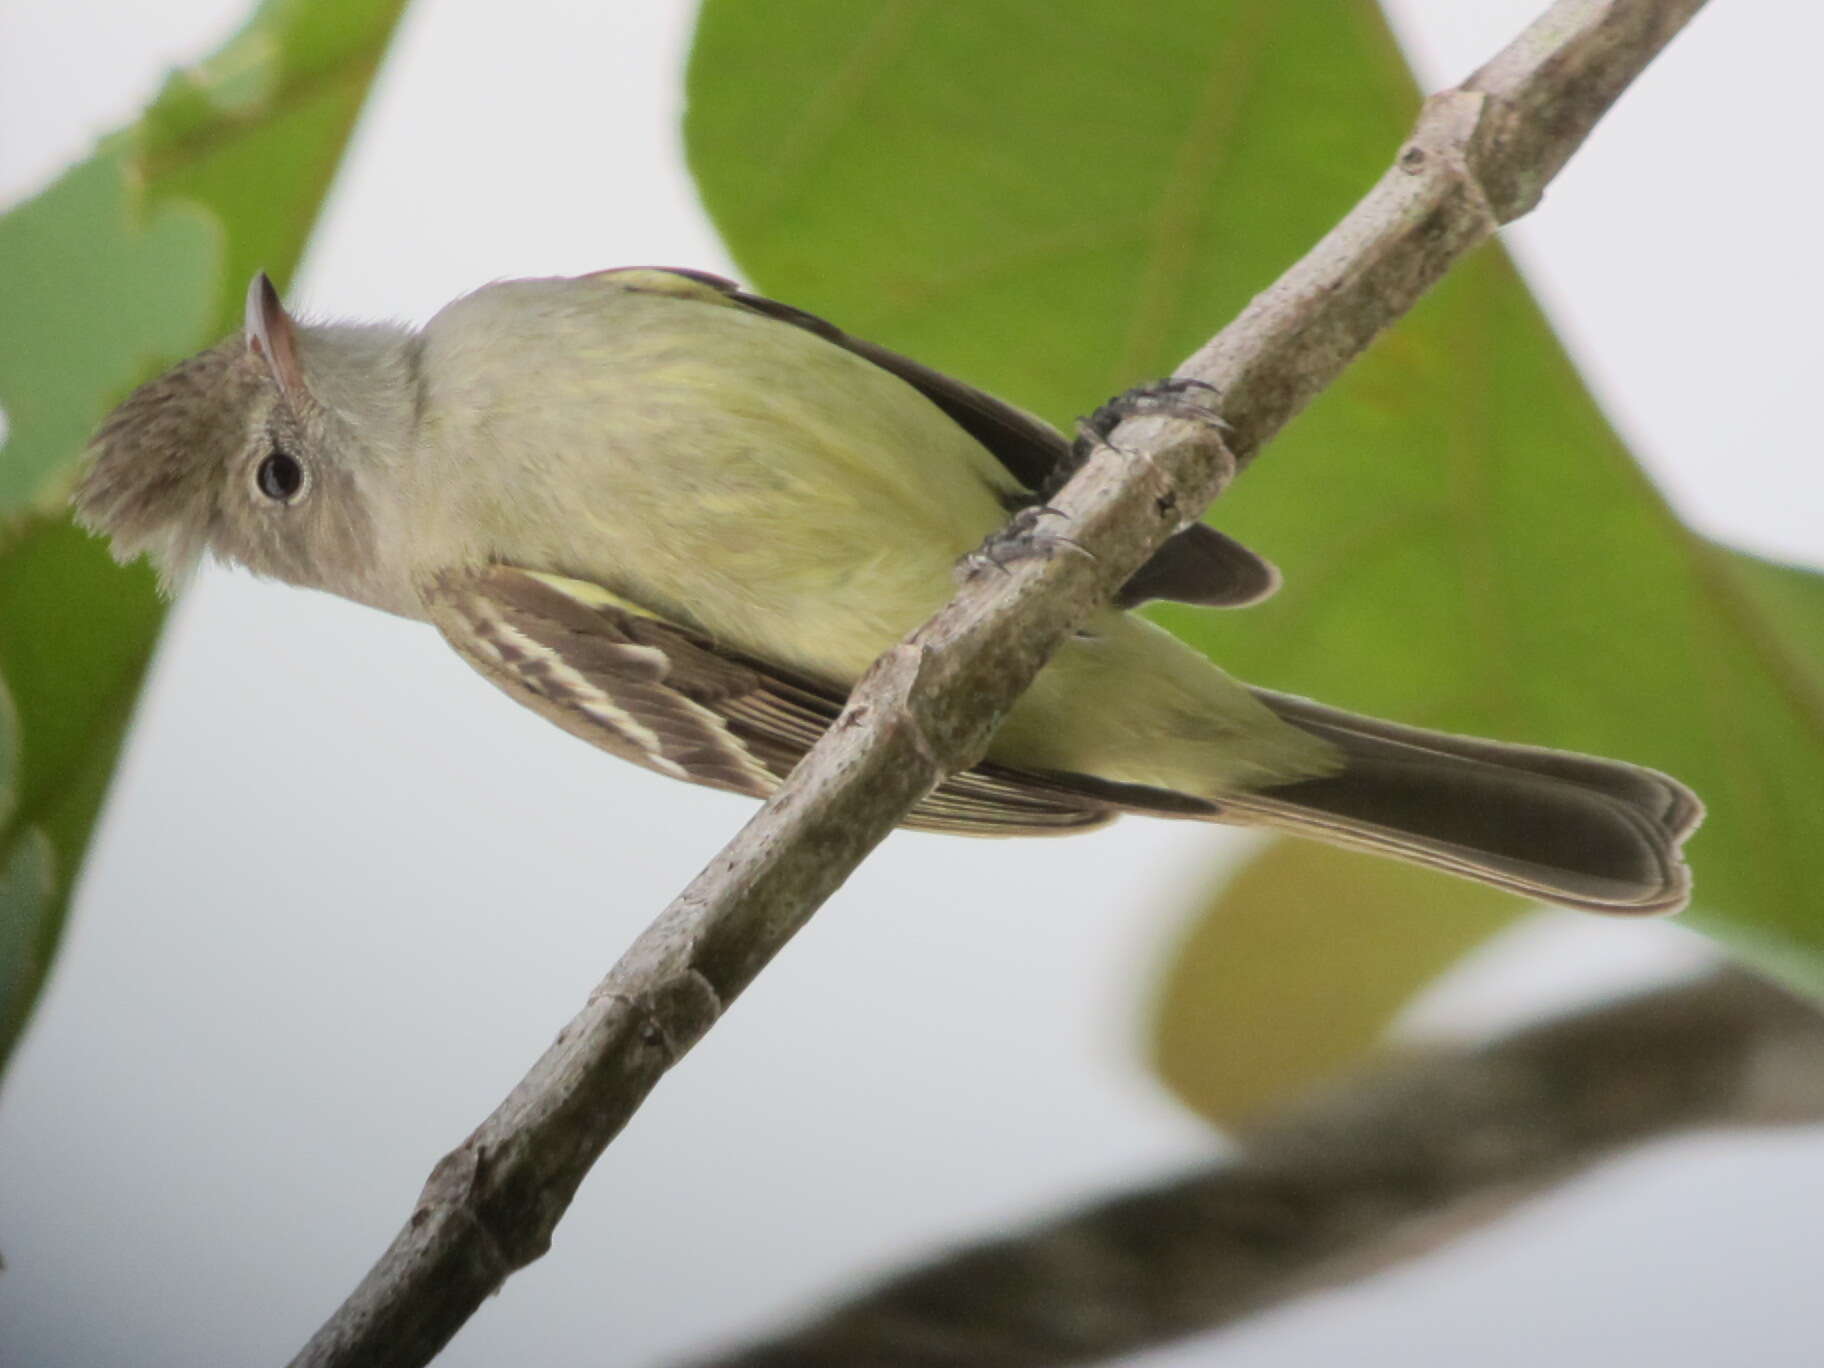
[
  {"x1": 960, "y1": 504, "x2": 1096, "y2": 581},
  {"x1": 1058, "y1": 378, "x2": 1227, "y2": 493}
]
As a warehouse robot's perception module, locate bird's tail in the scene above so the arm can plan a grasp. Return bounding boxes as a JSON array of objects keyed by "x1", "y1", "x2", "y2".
[{"x1": 1205, "y1": 690, "x2": 1703, "y2": 914}]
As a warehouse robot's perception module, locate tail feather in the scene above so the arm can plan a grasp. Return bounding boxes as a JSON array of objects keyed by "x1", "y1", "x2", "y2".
[{"x1": 1213, "y1": 690, "x2": 1702, "y2": 914}]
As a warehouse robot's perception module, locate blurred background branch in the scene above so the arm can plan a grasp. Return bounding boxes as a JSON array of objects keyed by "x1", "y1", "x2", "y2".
[{"x1": 691, "y1": 970, "x2": 1824, "y2": 1368}]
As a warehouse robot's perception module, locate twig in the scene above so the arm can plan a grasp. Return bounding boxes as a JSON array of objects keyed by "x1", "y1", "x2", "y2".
[
  {"x1": 288, "y1": 2, "x2": 1712, "y2": 1364},
  {"x1": 683, "y1": 969, "x2": 1824, "y2": 1368}
]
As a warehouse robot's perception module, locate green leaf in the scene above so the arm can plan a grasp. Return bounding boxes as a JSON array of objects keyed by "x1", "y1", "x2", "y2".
[
  {"x1": 1, "y1": 832, "x2": 58, "y2": 1062},
  {"x1": 0, "y1": 674, "x2": 32, "y2": 1045},
  {"x1": 687, "y1": 2, "x2": 1418, "y2": 425},
  {"x1": 0, "y1": 524, "x2": 161, "y2": 1063},
  {"x1": 135, "y1": 0, "x2": 411, "y2": 325},
  {"x1": 1152, "y1": 841, "x2": 1524, "y2": 1124},
  {"x1": 0, "y1": 0, "x2": 410, "y2": 1074},
  {"x1": 0, "y1": 645, "x2": 16, "y2": 828},
  {"x1": 685, "y1": 1, "x2": 1824, "y2": 997},
  {"x1": 0, "y1": 156, "x2": 219, "y2": 515}
]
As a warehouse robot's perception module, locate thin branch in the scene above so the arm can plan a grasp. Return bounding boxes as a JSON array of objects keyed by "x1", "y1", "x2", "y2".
[
  {"x1": 289, "y1": 3, "x2": 1711, "y2": 1364},
  {"x1": 684, "y1": 969, "x2": 1824, "y2": 1368}
]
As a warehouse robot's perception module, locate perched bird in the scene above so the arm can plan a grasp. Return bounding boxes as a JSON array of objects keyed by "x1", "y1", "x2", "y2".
[{"x1": 76, "y1": 268, "x2": 1701, "y2": 911}]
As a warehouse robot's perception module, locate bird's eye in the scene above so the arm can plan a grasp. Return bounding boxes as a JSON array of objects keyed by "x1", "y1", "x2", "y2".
[{"x1": 257, "y1": 447, "x2": 305, "y2": 502}]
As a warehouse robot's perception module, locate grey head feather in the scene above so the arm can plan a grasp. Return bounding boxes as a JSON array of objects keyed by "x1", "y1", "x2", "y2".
[{"x1": 73, "y1": 337, "x2": 267, "y2": 590}]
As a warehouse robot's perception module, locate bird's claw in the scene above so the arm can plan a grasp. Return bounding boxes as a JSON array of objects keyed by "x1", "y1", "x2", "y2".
[
  {"x1": 961, "y1": 504, "x2": 1096, "y2": 580},
  {"x1": 1069, "y1": 378, "x2": 1227, "y2": 472}
]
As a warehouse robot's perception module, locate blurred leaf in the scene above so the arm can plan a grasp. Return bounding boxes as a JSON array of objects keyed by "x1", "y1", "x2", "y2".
[
  {"x1": 1, "y1": 834, "x2": 58, "y2": 1063},
  {"x1": 685, "y1": 1, "x2": 1824, "y2": 1007},
  {"x1": 0, "y1": 644, "x2": 15, "y2": 826},
  {"x1": 1720, "y1": 550, "x2": 1824, "y2": 669},
  {"x1": 0, "y1": 526, "x2": 162, "y2": 1059},
  {"x1": 136, "y1": 0, "x2": 409, "y2": 326},
  {"x1": 1152, "y1": 841, "x2": 1524, "y2": 1123},
  {"x1": 0, "y1": 157, "x2": 218, "y2": 515},
  {"x1": 688, "y1": 2, "x2": 1418, "y2": 423},
  {"x1": 0, "y1": 0, "x2": 409, "y2": 1074},
  {"x1": 0, "y1": 674, "x2": 40, "y2": 1042}
]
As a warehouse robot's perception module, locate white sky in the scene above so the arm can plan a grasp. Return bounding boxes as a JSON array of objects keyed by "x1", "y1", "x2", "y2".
[{"x1": 2, "y1": 3, "x2": 1821, "y2": 1366}]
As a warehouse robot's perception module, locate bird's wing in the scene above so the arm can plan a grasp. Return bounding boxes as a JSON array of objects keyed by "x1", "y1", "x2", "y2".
[
  {"x1": 589, "y1": 266, "x2": 1278, "y2": 609},
  {"x1": 424, "y1": 564, "x2": 1118, "y2": 836}
]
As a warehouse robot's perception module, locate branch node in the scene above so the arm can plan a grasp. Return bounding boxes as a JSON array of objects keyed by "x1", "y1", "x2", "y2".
[
  {"x1": 860, "y1": 644, "x2": 945, "y2": 771},
  {"x1": 419, "y1": 1143, "x2": 517, "y2": 1281},
  {"x1": 1414, "y1": 87, "x2": 1504, "y2": 231}
]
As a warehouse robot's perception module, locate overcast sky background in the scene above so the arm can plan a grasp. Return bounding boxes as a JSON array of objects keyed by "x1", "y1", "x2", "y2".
[{"x1": 3, "y1": 3, "x2": 1822, "y2": 1366}]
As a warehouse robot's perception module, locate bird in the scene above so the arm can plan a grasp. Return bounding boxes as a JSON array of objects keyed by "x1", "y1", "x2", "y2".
[{"x1": 74, "y1": 267, "x2": 1702, "y2": 912}]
